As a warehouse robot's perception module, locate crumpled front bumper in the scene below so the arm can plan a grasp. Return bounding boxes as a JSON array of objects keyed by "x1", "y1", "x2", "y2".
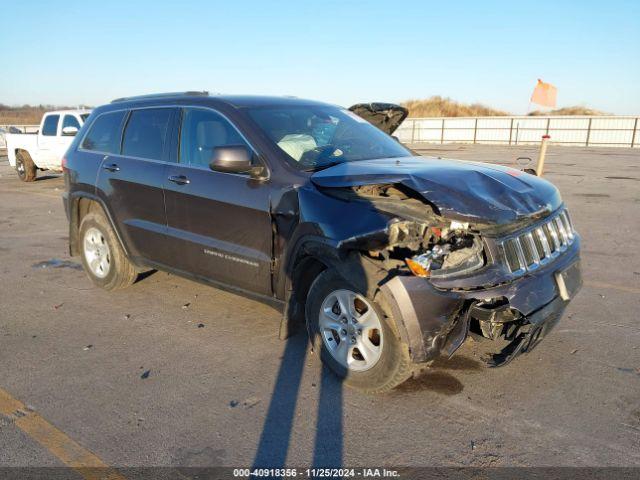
[{"x1": 381, "y1": 235, "x2": 582, "y2": 365}]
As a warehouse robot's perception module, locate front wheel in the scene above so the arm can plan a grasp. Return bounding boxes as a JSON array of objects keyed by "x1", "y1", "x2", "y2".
[
  {"x1": 15, "y1": 151, "x2": 37, "y2": 182},
  {"x1": 305, "y1": 268, "x2": 412, "y2": 393}
]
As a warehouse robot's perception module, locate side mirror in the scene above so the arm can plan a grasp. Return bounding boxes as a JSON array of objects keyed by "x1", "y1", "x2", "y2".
[
  {"x1": 209, "y1": 145, "x2": 253, "y2": 174},
  {"x1": 62, "y1": 126, "x2": 78, "y2": 136}
]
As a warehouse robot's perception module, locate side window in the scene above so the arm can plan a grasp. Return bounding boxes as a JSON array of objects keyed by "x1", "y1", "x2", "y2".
[
  {"x1": 62, "y1": 115, "x2": 81, "y2": 130},
  {"x1": 179, "y1": 108, "x2": 252, "y2": 168},
  {"x1": 81, "y1": 111, "x2": 126, "y2": 153},
  {"x1": 122, "y1": 108, "x2": 173, "y2": 160},
  {"x1": 42, "y1": 115, "x2": 60, "y2": 136}
]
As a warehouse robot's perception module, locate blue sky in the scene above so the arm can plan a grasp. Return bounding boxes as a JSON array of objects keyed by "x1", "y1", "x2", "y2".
[{"x1": 1, "y1": 0, "x2": 638, "y2": 114}]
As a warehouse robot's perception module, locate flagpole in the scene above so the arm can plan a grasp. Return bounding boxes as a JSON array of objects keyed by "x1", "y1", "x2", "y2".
[{"x1": 519, "y1": 98, "x2": 533, "y2": 146}]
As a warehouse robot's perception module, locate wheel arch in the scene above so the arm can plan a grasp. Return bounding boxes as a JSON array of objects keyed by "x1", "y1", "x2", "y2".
[
  {"x1": 279, "y1": 239, "x2": 332, "y2": 339},
  {"x1": 15, "y1": 148, "x2": 32, "y2": 158},
  {"x1": 68, "y1": 193, "x2": 130, "y2": 259},
  {"x1": 278, "y1": 235, "x2": 401, "y2": 340}
]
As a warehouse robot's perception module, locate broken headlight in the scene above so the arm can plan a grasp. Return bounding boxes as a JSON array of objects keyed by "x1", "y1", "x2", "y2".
[{"x1": 406, "y1": 234, "x2": 485, "y2": 279}]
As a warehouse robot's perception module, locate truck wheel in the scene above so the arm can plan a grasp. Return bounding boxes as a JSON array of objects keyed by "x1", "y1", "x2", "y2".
[
  {"x1": 78, "y1": 211, "x2": 138, "y2": 290},
  {"x1": 305, "y1": 268, "x2": 412, "y2": 393},
  {"x1": 15, "y1": 151, "x2": 37, "y2": 182}
]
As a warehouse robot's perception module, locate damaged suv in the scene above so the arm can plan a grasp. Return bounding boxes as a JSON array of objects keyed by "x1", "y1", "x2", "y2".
[{"x1": 63, "y1": 92, "x2": 582, "y2": 393}]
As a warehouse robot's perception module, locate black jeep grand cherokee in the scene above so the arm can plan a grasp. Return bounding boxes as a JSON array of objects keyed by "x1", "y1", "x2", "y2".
[{"x1": 63, "y1": 92, "x2": 582, "y2": 393}]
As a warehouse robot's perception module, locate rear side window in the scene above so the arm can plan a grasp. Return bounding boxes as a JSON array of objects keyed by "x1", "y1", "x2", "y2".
[
  {"x1": 81, "y1": 111, "x2": 126, "y2": 153},
  {"x1": 122, "y1": 108, "x2": 173, "y2": 160},
  {"x1": 62, "y1": 115, "x2": 81, "y2": 130},
  {"x1": 179, "y1": 108, "x2": 251, "y2": 168},
  {"x1": 42, "y1": 115, "x2": 59, "y2": 136}
]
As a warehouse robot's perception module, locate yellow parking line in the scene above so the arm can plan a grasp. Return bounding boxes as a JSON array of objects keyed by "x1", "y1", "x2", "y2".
[
  {"x1": 0, "y1": 387, "x2": 127, "y2": 480},
  {"x1": 584, "y1": 280, "x2": 640, "y2": 295}
]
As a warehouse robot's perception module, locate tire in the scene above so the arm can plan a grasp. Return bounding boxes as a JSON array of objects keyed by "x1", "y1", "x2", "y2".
[
  {"x1": 305, "y1": 268, "x2": 412, "y2": 393},
  {"x1": 15, "y1": 151, "x2": 37, "y2": 182},
  {"x1": 78, "y1": 211, "x2": 138, "y2": 290}
]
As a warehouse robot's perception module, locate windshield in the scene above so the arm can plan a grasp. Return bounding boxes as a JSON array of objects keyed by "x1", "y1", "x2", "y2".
[{"x1": 247, "y1": 105, "x2": 412, "y2": 171}]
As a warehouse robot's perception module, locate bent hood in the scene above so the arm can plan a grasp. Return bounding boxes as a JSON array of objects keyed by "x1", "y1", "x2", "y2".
[
  {"x1": 311, "y1": 156, "x2": 562, "y2": 225},
  {"x1": 348, "y1": 103, "x2": 408, "y2": 135}
]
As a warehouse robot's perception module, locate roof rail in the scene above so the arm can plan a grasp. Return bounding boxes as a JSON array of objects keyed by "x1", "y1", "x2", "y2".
[{"x1": 111, "y1": 91, "x2": 209, "y2": 103}]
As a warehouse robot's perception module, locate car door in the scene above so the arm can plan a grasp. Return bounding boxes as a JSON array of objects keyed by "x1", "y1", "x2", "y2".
[
  {"x1": 163, "y1": 107, "x2": 273, "y2": 296},
  {"x1": 37, "y1": 113, "x2": 61, "y2": 166},
  {"x1": 94, "y1": 107, "x2": 178, "y2": 266}
]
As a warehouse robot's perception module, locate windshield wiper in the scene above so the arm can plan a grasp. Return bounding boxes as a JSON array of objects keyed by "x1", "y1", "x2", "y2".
[
  {"x1": 301, "y1": 160, "x2": 346, "y2": 172},
  {"x1": 302, "y1": 154, "x2": 414, "y2": 172}
]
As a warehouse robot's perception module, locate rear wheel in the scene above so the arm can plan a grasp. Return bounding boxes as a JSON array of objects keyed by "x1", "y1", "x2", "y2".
[
  {"x1": 15, "y1": 151, "x2": 37, "y2": 182},
  {"x1": 79, "y1": 211, "x2": 138, "y2": 290},
  {"x1": 306, "y1": 268, "x2": 412, "y2": 393}
]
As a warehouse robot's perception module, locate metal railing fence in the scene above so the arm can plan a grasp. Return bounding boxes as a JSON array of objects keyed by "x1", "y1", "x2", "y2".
[
  {"x1": 0, "y1": 124, "x2": 39, "y2": 134},
  {"x1": 395, "y1": 116, "x2": 640, "y2": 148}
]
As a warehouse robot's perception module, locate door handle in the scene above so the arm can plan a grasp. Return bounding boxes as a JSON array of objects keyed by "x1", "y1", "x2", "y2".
[
  {"x1": 103, "y1": 163, "x2": 120, "y2": 172},
  {"x1": 168, "y1": 174, "x2": 190, "y2": 185}
]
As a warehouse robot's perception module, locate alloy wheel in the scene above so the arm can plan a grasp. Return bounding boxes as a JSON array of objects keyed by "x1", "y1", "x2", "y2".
[
  {"x1": 16, "y1": 158, "x2": 25, "y2": 178},
  {"x1": 83, "y1": 227, "x2": 111, "y2": 278},
  {"x1": 318, "y1": 289, "x2": 383, "y2": 372}
]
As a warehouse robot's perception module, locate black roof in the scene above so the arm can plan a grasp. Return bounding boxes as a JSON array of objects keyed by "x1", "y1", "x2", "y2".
[
  {"x1": 111, "y1": 91, "x2": 209, "y2": 103},
  {"x1": 217, "y1": 95, "x2": 332, "y2": 108},
  {"x1": 109, "y1": 91, "x2": 334, "y2": 109}
]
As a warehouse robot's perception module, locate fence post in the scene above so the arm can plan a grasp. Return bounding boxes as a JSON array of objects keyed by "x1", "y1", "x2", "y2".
[
  {"x1": 411, "y1": 119, "x2": 417, "y2": 144},
  {"x1": 536, "y1": 135, "x2": 551, "y2": 176},
  {"x1": 473, "y1": 118, "x2": 478, "y2": 144},
  {"x1": 631, "y1": 118, "x2": 638, "y2": 148},
  {"x1": 440, "y1": 118, "x2": 445, "y2": 144},
  {"x1": 508, "y1": 118, "x2": 514, "y2": 145},
  {"x1": 586, "y1": 118, "x2": 592, "y2": 147}
]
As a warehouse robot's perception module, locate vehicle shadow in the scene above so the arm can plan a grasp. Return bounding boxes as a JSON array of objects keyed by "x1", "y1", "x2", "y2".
[
  {"x1": 34, "y1": 174, "x2": 62, "y2": 181},
  {"x1": 135, "y1": 269, "x2": 157, "y2": 283},
  {"x1": 251, "y1": 332, "x2": 344, "y2": 470}
]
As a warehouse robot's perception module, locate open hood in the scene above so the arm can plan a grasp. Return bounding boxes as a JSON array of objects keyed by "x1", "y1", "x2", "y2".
[
  {"x1": 348, "y1": 103, "x2": 408, "y2": 135},
  {"x1": 311, "y1": 156, "x2": 562, "y2": 225}
]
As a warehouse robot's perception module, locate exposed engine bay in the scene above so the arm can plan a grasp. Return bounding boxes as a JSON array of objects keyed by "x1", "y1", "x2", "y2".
[{"x1": 326, "y1": 183, "x2": 487, "y2": 280}]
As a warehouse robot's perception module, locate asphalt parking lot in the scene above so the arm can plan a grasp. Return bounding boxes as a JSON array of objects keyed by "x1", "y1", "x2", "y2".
[{"x1": 0, "y1": 144, "x2": 639, "y2": 474}]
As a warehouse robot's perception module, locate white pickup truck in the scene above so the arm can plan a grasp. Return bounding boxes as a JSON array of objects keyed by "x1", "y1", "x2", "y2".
[{"x1": 6, "y1": 109, "x2": 91, "y2": 181}]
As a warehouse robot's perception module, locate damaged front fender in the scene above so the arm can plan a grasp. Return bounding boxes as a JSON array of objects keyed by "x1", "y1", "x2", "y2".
[{"x1": 381, "y1": 238, "x2": 581, "y2": 365}]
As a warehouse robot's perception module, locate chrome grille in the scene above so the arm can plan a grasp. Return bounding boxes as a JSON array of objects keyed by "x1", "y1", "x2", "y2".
[{"x1": 500, "y1": 210, "x2": 575, "y2": 274}]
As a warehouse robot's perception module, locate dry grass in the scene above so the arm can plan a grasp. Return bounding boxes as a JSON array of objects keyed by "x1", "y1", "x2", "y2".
[
  {"x1": 0, "y1": 104, "x2": 82, "y2": 125},
  {"x1": 528, "y1": 106, "x2": 608, "y2": 116},
  {"x1": 401, "y1": 97, "x2": 608, "y2": 118},
  {"x1": 401, "y1": 96, "x2": 509, "y2": 117}
]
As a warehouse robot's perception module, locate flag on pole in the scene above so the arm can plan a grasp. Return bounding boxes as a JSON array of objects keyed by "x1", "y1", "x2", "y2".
[{"x1": 530, "y1": 79, "x2": 557, "y2": 108}]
